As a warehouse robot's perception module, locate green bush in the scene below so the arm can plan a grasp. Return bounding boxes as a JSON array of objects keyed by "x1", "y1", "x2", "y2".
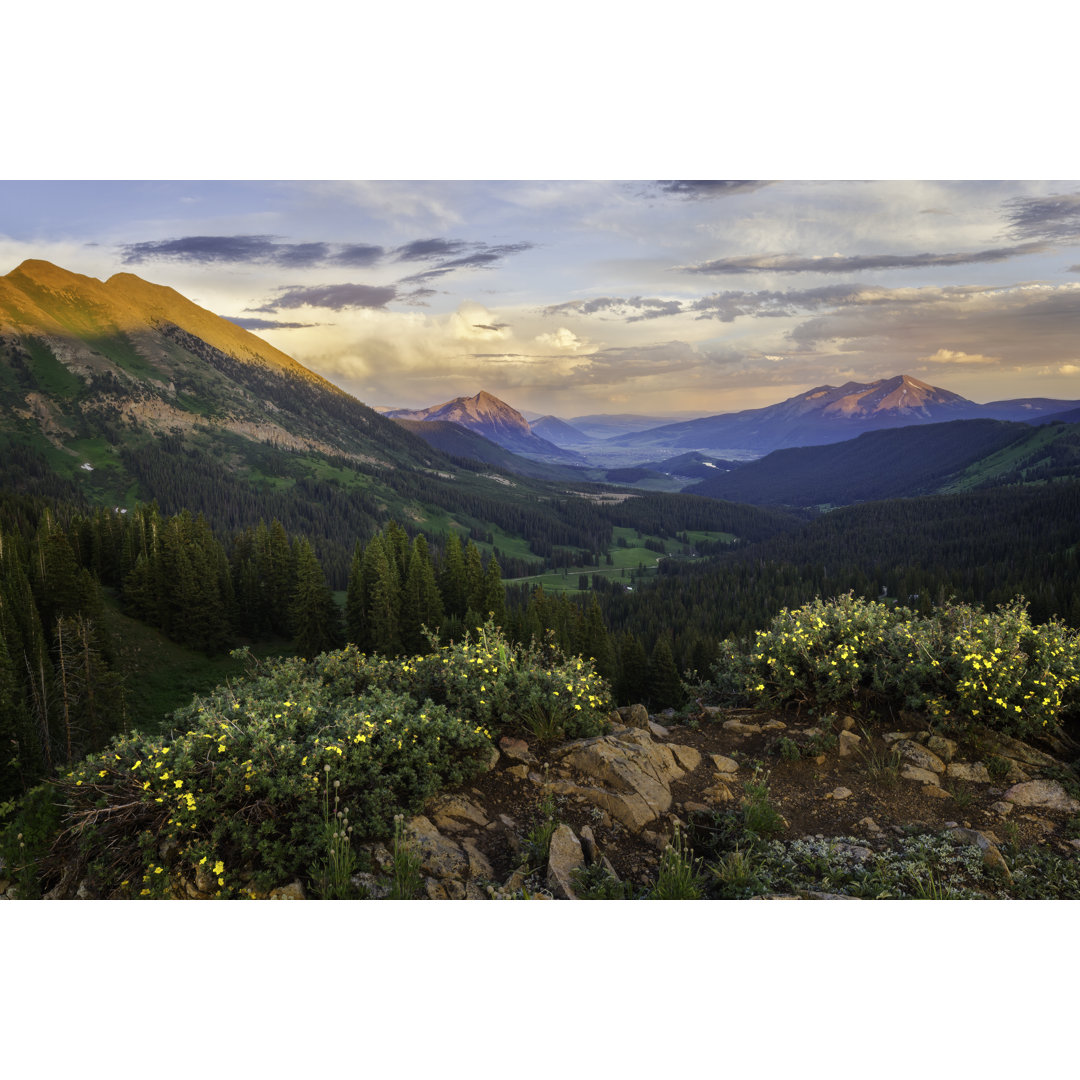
[
  {"x1": 37, "y1": 622, "x2": 612, "y2": 898},
  {"x1": 711, "y1": 594, "x2": 1080, "y2": 739}
]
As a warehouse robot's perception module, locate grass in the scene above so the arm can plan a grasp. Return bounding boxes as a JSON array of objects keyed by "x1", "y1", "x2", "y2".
[
  {"x1": 649, "y1": 825, "x2": 707, "y2": 899},
  {"x1": 859, "y1": 730, "x2": 902, "y2": 787}
]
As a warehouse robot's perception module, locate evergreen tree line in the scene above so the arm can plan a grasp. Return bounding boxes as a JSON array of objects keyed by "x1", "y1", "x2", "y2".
[{"x1": 0, "y1": 500, "x2": 125, "y2": 799}]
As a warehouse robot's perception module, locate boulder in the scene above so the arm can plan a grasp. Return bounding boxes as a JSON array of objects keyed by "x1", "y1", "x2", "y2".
[
  {"x1": 620, "y1": 704, "x2": 651, "y2": 731},
  {"x1": 498, "y1": 737, "x2": 536, "y2": 765},
  {"x1": 669, "y1": 744, "x2": 702, "y2": 772},
  {"x1": 405, "y1": 815, "x2": 469, "y2": 879},
  {"x1": 895, "y1": 740, "x2": 946, "y2": 775},
  {"x1": 838, "y1": 730, "x2": 862, "y2": 758},
  {"x1": 900, "y1": 765, "x2": 941, "y2": 787},
  {"x1": 723, "y1": 719, "x2": 762, "y2": 734},
  {"x1": 945, "y1": 762, "x2": 991, "y2": 784},
  {"x1": 977, "y1": 732, "x2": 1056, "y2": 769},
  {"x1": 1002, "y1": 780, "x2": 1080, "y2": 814},
  {"x1": 553, "y1": 728, "x2": 686, "y2": 830},
  {"x1": 269, "y1": 881, "x2": 306, "y2": 900},
  {"x1": 461, "y1": 839, "x2": 495, "y2": 881},
  {"x1": 826, "y1": 787, "x2": 853, "y2": 800},
  {"x1": 927, "y1": 736, "x2": 957, "y2": 763},
  {"x1": 710, "y1": 754, "x2": 739, "y2": 775},
  {"x1": 428, "y1": 793, "x2": 490, "y2": 830},
  {"x1": 547, "y1": 825, "x2": 585, "y2": 900}
]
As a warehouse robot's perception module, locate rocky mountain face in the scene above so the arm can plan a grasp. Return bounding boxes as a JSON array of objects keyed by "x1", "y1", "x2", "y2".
[
  {"x1": 529, "y1": 414, "x2": 591, "y2": 446},
  {"x1": 608, "y1": 374, "x2": 1080, "y2": 454},
  {"x1": 388, "y1": 391, "x2": 585, "y2": 463}
]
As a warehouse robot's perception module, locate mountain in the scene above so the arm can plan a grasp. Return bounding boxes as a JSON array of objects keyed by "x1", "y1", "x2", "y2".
[
  {"x1": 687, "y1": 417, "x2": 1080, "y2": 507},
  {"x1": 391, "y1": 418, "x2": 595, "y2": 482},
  {"x1": 529, "y1": 414, "x2": 591, "y2": 446},
  {"x1": 387, "y1": 391, "x2": 585, "y2": 463},
  {"x1": 568, "y1": 412, "x2": 707, "y2": 439},
  {"x1": 638, "y1": 451, "x2": 744, "y2": 482},
  {"x1": 0, "y1": 260, "x2": 613, "y2": 584},
  {"x1": 609, "y1": 375, "x2": 984, "y2": 454}
]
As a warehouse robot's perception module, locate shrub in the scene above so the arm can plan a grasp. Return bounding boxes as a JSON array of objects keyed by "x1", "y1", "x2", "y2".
[{"x1": 710, "y1": 594, "x2": 1080, "y2": 739}]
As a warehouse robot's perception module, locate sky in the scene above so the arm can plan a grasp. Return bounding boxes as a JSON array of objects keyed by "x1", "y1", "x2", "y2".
[{"x1": 3, "y1": 179, "x2": 1080, "y2": 417}]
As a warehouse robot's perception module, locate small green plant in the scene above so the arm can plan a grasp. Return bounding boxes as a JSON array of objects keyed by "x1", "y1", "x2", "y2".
[
  {"x1": 859, "y1": 731, "x2": 901, "y2": 787},
  {"x1": 522, "y1": 794, "x2": 558, "y2": 869},
  {"x1": 906, "y1": 866, "x2": 965, "y2": 899},
  {"x1": 985, "y1": 754, "x2": 1011, "y2": 782},
  {"x1": 711, "y1": 846, "x2": 761, "y2": 893},
  {"x1": 949, "y1": 783, "x2": 974, "y2": 810},
  {"x1": 741, "y1": 771, "x2": 786, "y2": 840},
  {"x1": 650, "y1": 825, "x2": 707, "y2": 900},
  {"x1": 570, "y1": 862, "x2": 638, "y2": 899},
  {"x1": 776, "y1": 736, "x2": 802, "y2": 762},
  {"x1": 388, "y1": 814, "x2": 423, "y2": 900}
]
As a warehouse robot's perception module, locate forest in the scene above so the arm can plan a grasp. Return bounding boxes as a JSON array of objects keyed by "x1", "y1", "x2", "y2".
[{"x1": 3, "y1": 475, "x2": 1078, "y2": 804}]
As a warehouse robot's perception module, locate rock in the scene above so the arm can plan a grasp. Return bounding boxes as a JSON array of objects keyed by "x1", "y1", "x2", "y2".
[
  {"x1": 480, "y1": 744, "x2": 500, "y2": 772},
  {"x1": 977, "y1": 731, "x2": 1057, "y2": 769},
  {"x1": 723, "y1": 719, "x2": 762, "y2": 734},
  {"x1": 428, "y1": 793, "x2": 490, "y2": 830},
  {"x1": 498, "y1": 736, "x2": 536, "y2": 764},
  {"x1": 840, "y1": 715, "x2": 857, "y2": 731},
  {"x1": 1070, "y1": 839, "x2": 1080, "y2": 852},
  {"x1": 269, "y1": 881, "x2": 306, "y2": 900},
  {"x1": 710, "y1": 754, "x2": 739, "y2": 775},
  {"x1": 506, "y1": 765, "x2": 530, "y2": 781},
  {"x1": 579, "y1": 824, "x2": 600, "y2": 864},
  {"x1": 405, "y1": 815, "x2": 468, "y2": 879},
  {"x1": 425, "y1": 878, "x2": 449, "y2": 900},
  {"x1": 195, "y1": 862, "x2": 217, "y2": 894},
  {"x1": 547, "y1": 824, "x2": 585, "y2": 900},
  {"x1": 826, "y1": 787, "x2": 853, "y2": 800},
  {"x1": 946, "y1": 828, "x2": 1012, "y2": 883},
  {"x1": 1004, "y1": 762, "x2": 1031, "y2": 784},
  {"x1": 945, "y1": 762, "x2": 991, "y2": 783},
  {"x1": 682, "y1": 801, "x2": 712, "y2": 814},
  {"x1": 812, "y1": 754, "x2": 827, "y2": 766},
  {"x1": 831, "y1": 842, "x2": 874, "y2": 863},
  {"x1": 989, "y1": 801, "x2": 1013, "y2": 817},
  {"x1": 351, "y1": 872, "x2": 391, "y2": 899},
  {"x1": 553, "y1": 728, "x2": 686, "y2": 830},
  {"x1": 838, "y1": 730, "x2": 862, "y2": 758},
  {"x1": 669, "y1": 744, "x2": 702, "y2": 772},
  {"x1": 927, "y1": 736, "x2": 957, "y2": 763},
  {"x1": 703, "y1": 783, "x2": 735, "y2": 804},
  {"x1": 444, "y1": 880, "x2": 467, "y2": 900},
  {"x1": 895, "y1": 739, "x2": 946, "y2": 774},
  {"x1": 923, "y1": 786, "x2": 953, "y2": 800},
  {"x1": 461, "y1": 839, "x2": 495, "y2": 881},
  {"x1": 762, "y1": 719, "x2": 787, "y2": 731},
  {"x1": 900, "y1": 765, "x2": 941, "y2": 787},
  {"x1": 858, "y1": 817, "x2": 881, "y2": 831},
  {"x1": 884, "y1": 731, "x2": 919, "y2": 744},
  {"x1": 648, "y1": 721, "x2": 669, "y2": 738},
  {"x1": 1003, "y1": 780, "x2": 1080, "y2": 813},
  {"x1": 465, "y1": 882, "x2": 488, "y2": 899},
  {"x1": 701, "y1": 705, "x2": 723, "y2": 719},
  {"x1": 0, "y1": 878, "x2": 9, "y2": 895},
  {"x1": 620, "y1": 704, "x2": 651, "y2": 731}
]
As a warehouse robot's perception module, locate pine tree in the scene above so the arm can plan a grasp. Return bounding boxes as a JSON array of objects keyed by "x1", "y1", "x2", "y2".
[
  {"x1": 647, "y1": 637, "x2": 683, "y2": 710},
  {"x1": 481, "y1": 553, "x2": 506, "y2": 626},
  {"x1": 440, "y1": 532, "x2": 467, "y2": 622},
  {"x1": 289, "y1": 540, "x2": 342, "y2": 657}
]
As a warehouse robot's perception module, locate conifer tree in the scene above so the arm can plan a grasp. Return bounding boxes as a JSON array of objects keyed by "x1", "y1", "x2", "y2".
[
  {"x1": 440, "y1": 532, "x2": 467, "y2": 622},
  {"x1": 647, "y1": 637, "x2": 683, "y2": 710},
  {"x1": 481, "y1": 552, "x2": 506, "y2": 626},
  {"x1": 290, "y1": 539, "x2": 342, "y2": 657}
]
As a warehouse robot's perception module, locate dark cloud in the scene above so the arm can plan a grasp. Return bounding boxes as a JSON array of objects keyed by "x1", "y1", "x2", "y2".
[
  {"x1": 653, "y1": 180, "x2": 770, "y2": 198},
  {"x1": 1069, "y1": 264, "x2": 1080, "y2": 273},
  {"x1": 398, "y1": 287, "x2": 438, "y2": 307},
  {"x1": 331, "y1": 243, "x2": 385, "y2": 266},
  {"x1": 119, "y1": 234, "x2": 393, "y2": 268},
  {"x1": 249, "y1": 283, "x2": 398, "y2": 313},
  {"x1": 227, "y1": 316, "x2": 319, "y2": 330},
  {"x1": 396, "y1": 241, "x2": 534, "y2": 283},
  {"x1": 393, "y1": 238, "x2": 472, "y2": 262},
  {"x1": 1005, "y1": 193, "x2": 1080, "y2": 243},
  {"x1": 681, "y1": 243, "x2": 1047, "y2": 275},
  {"x1": 473, "y1": 322, "x2": 509, "y2": 332}
]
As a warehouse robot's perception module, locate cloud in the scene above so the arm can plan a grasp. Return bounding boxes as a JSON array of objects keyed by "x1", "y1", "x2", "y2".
[
  {"x1": 918, "y1": 348, "x2": 1001, "y2": 366},
  {"x1": 227, "y1": 316, "x2": 320, "y2": 330},
  {"x1": 1005, "y1": 193, "x2": 1080, "y2": 243},
  {"x1": 652, "y1": 181, "x2": 770, "y2": 198},
  {"x1": 449, "y1": 303, "x2": 510, "y2": 341},
  {"x1": 121, "y1": 235, "x2": 334, "y2": 267},
  {"x1": 679, "y1": 243, "x2": 1048, "y2": 275},
  {"x1": 250, "y1": 283, "x2": 398, "y2": 312},
  {"x1": 397, "y1": 241, "x2": 535, "y2": 283},
  {"x1": 330, "y1": 243, "x2": 385, "y2": 266},
  {"x1": 1060, "y1": 363, "x2": 1080, "y2": 375},
  {"x1": 393, "y1": 238, "x2": 473, "y2": 262},
  {"x1": 472, "y1": 322, "x2": 509, "y2": 332},
  {"x1": 534, "y1": 327, "x2": 590, "y2": 351}
]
